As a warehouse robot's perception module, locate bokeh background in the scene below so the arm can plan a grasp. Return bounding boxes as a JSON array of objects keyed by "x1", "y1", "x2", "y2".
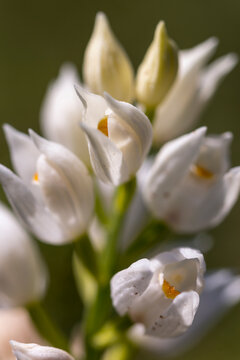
[{"x1": 0, "y1": 0, "x2": 239, "y2": 359}]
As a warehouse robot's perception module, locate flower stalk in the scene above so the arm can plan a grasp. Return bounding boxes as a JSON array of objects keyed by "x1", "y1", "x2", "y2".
[{"x1": 26, "y1": 301, "x2": 70, "y2": 352}]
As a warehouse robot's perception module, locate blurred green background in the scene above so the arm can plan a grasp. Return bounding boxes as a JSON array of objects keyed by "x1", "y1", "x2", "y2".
[{"x1": 0, "y1": 0, "x2": 239, "y2": 359}]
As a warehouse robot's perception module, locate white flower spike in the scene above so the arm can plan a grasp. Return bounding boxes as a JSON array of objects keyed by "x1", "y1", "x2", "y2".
[
  {"x1": 143, "y1": 127, "x2": 240, "y2": 233},
  {"x1": 153, "y1": 37, "x2": 238, "y2": 144},
  {"x1": 40, "y1": 64, "x2": 90, "y2": 166},
  {"x1": 136, "y1": 21, "x2": 178, "y2": 108},
  {"x1": 0, "y1": 125, "x2": 94, "y2": 244},
  {"x1": 111, "y1": 247, "x2": 205, "y2": 338},
  {"x1": 10, "y1": 341, "x2": 74, "y2": 360},
  {"x1": 83, "y1": 12, "x2": 134, "y2": 102},
  {"x1": 75, "y1": 86, "x2": 152, "y2": 185},
  {"x1": 0, "y1": 202, "x2": 47, "y2": 308}
]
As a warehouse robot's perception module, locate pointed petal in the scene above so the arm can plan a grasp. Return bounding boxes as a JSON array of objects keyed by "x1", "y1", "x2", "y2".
[
  {"x1": 75, "y1": 85, "x2": 107, "y2": 128},
  {"x1": 3, "y1": 124, "x2": 40, "y2": 184},
  {"x1": 208, "y1": 166, "x2": 240, "y2": 228},
  {"x1": 0, "y1": 165, "x2": 65, "y2": 244},
  {"x1": 135, "y1": 21, "x2": 178, "y2": 107},
  {"x1": 29, "y1": 130, "x2": 94, "y2": 231},
  {"x1": 37, "y1": 155, "x2": 88, "y2": 239},
  {"x1": 40, "y1": 64, "x2": 90, "y2": 165},
  {"x1": 111, "y1": 259, "x2": 153, "y2": 315},
  {"x1": 199, "y1": 53, "x2": 238, "y2": 101},
  {"x1": 153, "y1": 72, "x2": 203, "y2": 144},
  {"x1": 145, "y1": 291, "x2": 199, "y2": 337},
  {"x1": 153, "y1": 38, "x2": 218, "y2": 144},
  {"x1": 152, "y1": 247, "x2": 205, "y2": 294},
  {"x1": 144, "y1": 127, "x2": 206, "y2": 218},
  {"x1": 163, "y1": 166, "x2": 240, "y2": 233},
  {"x1": 104, "y1": 93, "x2": 152, "y2": 161},
  {"x1": 0, "y1": 202, "x2": 47, "y2": 307},
  {"x1": 195, "y1": 132, "x2": 233, "y2": 176},
  {"x1": 80, "y1": 122, "x2": 127, "y2": 185},
  {"x1": 10, "y1": 341, "x2": 74, "y2": 360},
  {"x1": 82, "y1": 12, "x2": 134, "y2": 102},
  {"x1": 180, "y1": 37, "x2": 218, "y2": 76}
]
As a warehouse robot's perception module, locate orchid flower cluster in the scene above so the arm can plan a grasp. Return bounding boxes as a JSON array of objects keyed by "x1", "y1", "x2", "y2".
[{"x1": 1, "y1": 12, "x2": 240, "y2": 360}]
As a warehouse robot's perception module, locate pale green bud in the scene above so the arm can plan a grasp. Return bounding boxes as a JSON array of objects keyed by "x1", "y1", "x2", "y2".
[
  {"x1": 136, "y1": 21, "x2": 178, "y2": 108},
  {"x1": 83, "y1": 12, "x2": 134, "y2": 102}
]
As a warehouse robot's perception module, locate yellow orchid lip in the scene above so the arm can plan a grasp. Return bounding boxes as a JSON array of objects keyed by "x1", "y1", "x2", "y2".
[
  {"x1": 32, "y1": 172, "x2": 39, "y2": 183},
  {"x1": 191, "y1": 164, "x2": 214, "y2": 180},
  {"x1": 162, "y1": 278, "x2": 181, "y2": 300},
  {"x1": 98, "y1": 116, "x2": 109, "y2": 137}
]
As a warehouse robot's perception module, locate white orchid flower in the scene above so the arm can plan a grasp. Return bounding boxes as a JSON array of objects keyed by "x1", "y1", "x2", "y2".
[
  {"x1": 111, "y1": 247, "x2": 205, "y2": 338},
  {"x1": 75, "y1": 86, "x2": 152, "y2": 185},
  {"x1": 153, "y1": 37, "x2": 238, "y2": 145},
  {"x1": 0, "y1": 202, "x2": 47, "y2": 308},
  {"x1": 143, "y1": 127, "x2": 240, "y2": 233},
  {"x1": 83, "y1": 12, "x2": 134, "y2": 103},
  {"x1": 0, "y1": 125, "x2": 94, "y2": 244},
  {"x1": 10, "y1": 341, "x2": 74, "y2": 360},
  {"x1": 129, "y1": 269, "x2": 240, "y2": 356},
  {"x1": 40, "y1": 64, "x2": 90, "y2": 166}
]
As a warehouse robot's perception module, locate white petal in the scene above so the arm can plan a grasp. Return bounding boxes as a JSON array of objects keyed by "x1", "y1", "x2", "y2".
[
  {"x1": 143, "y1": 127, "x2": 206, "y2": 218},
  {"x1": 40, "y1": 64, "x2": 90, "y2": 165},
  {"x1": 3, "y1": 124, "x2": 40, "y2": 184},
  {"x1": 195, "y1": 132, "x2": 233, "y2": 176},
  {"x1": 104, "y1": 93, "x2": 152, "y2": 161},
  {"x1": 80, "y1": 122, "x2": 127, "y2": 185},
  {"x1": 199, "y1": 53, "x2": 238, "y2": 101},
  {"x1": 29, "y1": 130, "x2": 94, "y2": 232},
  {"x1": 129, "y1": 270, "x2": 240, "y2": 355},
  {"x1": 152, "y1": 38, "x2": 218, "y2": 144},
  {"x1": 129, "y1": 272, "x2": 172, "y2": 326},
  {"x1": 10, "y1": 341, "x2": 74, "y2": 360},
  {"x1": 179, "y1": 37, "x2": 218, "y2": 76},
  {"x1": 37, "y1": 155, "x2": 88, "y2": 240},
  {"x1": 152, "y1": 247, "x2": 205, "y2": 293},
  {"x1": 0, "y1": 202, "x2": 47, "y2": 307},
  {"x1": 145, "y1": 291, "x2": 199, "y2": 337},
  {"x1": 163, "y1": 167, "x2": 240, "y2": 233},
  {"x1": 111, "y1": 259, "x2": 153, "y2": 316},
  {"x1": 108, "y1": 114, "x2": 142, "y2": 176},
  {"x1": 75, "y1": 85, "x2": 108, "y2": 128},
  {"x1": 0, "y1": 165, "x2": 65, "y2": 244},
  {"x1": 208, "y1": 166, "x2": 240, "y2": 228}
]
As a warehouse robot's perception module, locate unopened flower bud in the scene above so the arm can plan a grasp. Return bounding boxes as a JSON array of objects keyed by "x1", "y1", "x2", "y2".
[
  {"x1": 136, "y1": 21, "x2": 178, "y2": 109},
  {"x1": 83, "y1": 12, "x2": 134, "y2": 102}
]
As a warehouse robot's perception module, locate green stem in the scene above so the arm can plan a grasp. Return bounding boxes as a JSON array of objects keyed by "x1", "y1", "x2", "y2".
[
  {"x1": 82, "y1": 179, "x2": 136, "y2": 359},
  {"x1": 74, "y1": 234, "x2": 98, "y2": 279},
  {"x1": 26, "y1": 301, "x2": 69, "y2": 352},
  {"x1": 100, "y1": 178, "x2": 136, "y2": 284}
]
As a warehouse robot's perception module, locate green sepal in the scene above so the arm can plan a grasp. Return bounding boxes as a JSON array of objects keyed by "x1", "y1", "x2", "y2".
[{"x1": 72, "y1": 251, "x2": 97, "y2": 306}]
